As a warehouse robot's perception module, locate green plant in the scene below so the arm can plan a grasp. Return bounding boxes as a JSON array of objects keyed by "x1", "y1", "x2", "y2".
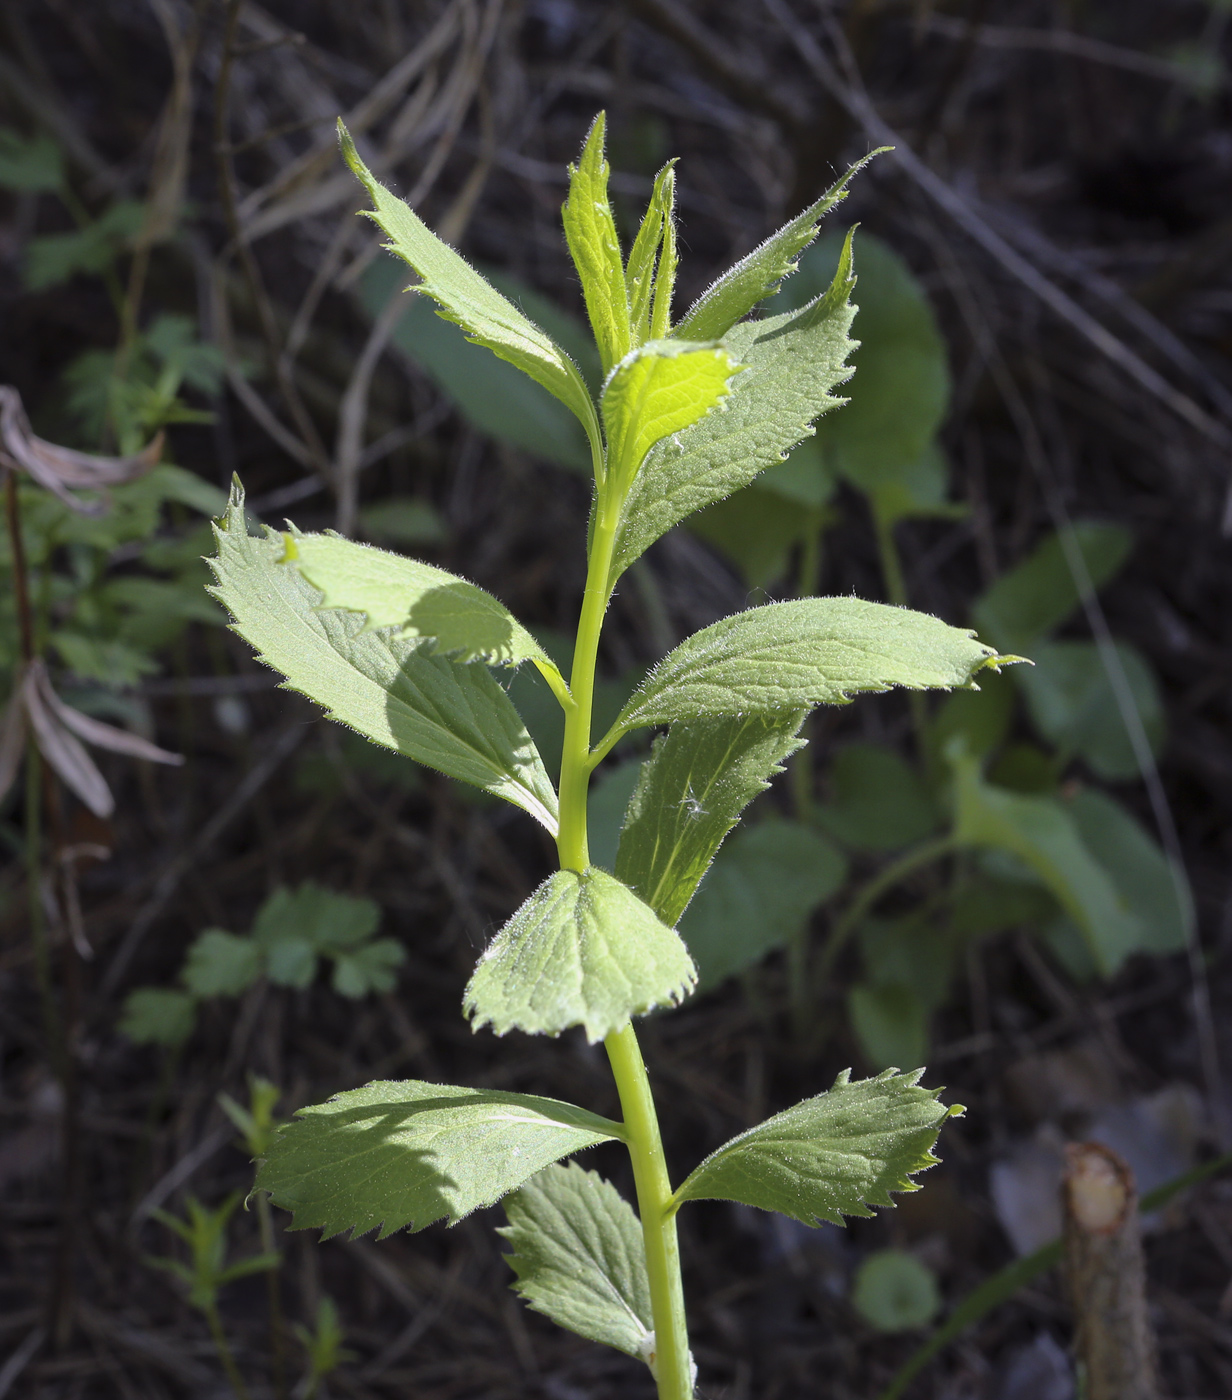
[
  {"x1": 292, "y1": 1296, "x2": 354, "y2": 1400},
  {"x1": 120, "y1": 884, "x2": 402, "y2": 1048},
  {"x1": 208, "y1": 113, "x2": 1014, "y2": 1398}
]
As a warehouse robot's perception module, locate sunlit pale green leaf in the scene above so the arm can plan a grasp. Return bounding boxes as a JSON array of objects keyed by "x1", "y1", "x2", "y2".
[
  {"x1": 285, "y1": 531, "x2": 565, "y2": 695},
  {"x1": 972, "y1": 522, "x2": 1132, "y2": 653},
  {"x1": 626, "y1": 162, "x2": 677, "y2": 343},
  {"x1": 464, "y1": 868, "x2": 696, "y2": 1044},
  {"x1": 602, "y1": 340, "x2": 738, "y2": 494},
  {"x1": 673, "y1": 1069, "x2": 960, "y2": 1224},
  {"x1": 563, "y1": 113, "x2": 631, "y2": 374},
  {"x1": 616, "y1": 711, "x2": 806, "y2": 928},
  {"x1": 501, "y1": 1162, "x2": 653, "y2": 1360},
  {"x1": 679, "y1": 820, "x2": 847, "y2": 988},
  {"x1": 675, "y1": 152, "x2": 883, "y2": 341},
  {"x1": 605, "y1": 598, "x2": 1003, "y2": 742},
  {"x1": 608, "y1": 233, "x2": 858, "y2": 587},
  {"x1": 257, "y1": 1079, "x2": 621, "y2": 1238},
  {"x1": 340, "y1": 123, "x2": 599, "y2": 452},
  {"x1": 208, "y1": 482, "x2": 559, "y2": 834}
]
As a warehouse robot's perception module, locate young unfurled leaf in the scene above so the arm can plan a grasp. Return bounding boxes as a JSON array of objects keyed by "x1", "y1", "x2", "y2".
[
  {"x1": 284, "y1": 530, "x2": 568, "y2": 699},
  {"x1": 608, "y1": 235, "x2": 858, "y2": 587},
  {"x1": 501, "y1": 1162, "x2": 653, "y2": 1360},
  {"x1": 626, "y1": 162, "x2": 677, "y2": 343},
  {"x1": 464, "y1": 867, "x2": 697, "y2": 1044},
  {"x1": 209, "y1": 482, "x2": 559, "y2": 834},
  {"x1": 339, "y1": 123, "x2": 599, "y2": 453},
  {"x1": 616, "y1": 711, "x2": 807, "y2": 927},
  {"x1": 679, "y1": 820, "x2": 847, "y2": 988},
  {"x1": 603, "y1": 598, "x2": 1003, "y2": 746},
  {"x1": 257, "y1": 1080, "x2": 621, "y2": 1239},
  {"x1": 675, "y1": 153, "x2": 884, "y2": 341},
  {"x1": 972, "y1": 522, "x2": 1132, "y2": 654},
  {"x1": 949, "y1": 746, "x2": 1142, "y2": 976},
  {"x1": 672, "y1": 1069, "x2": 958, "y2": 1225},
  {"x1": 601, "y1": 340, "x2": 738, "y2": 494},
  {"x1": 563, "y1": 113, "x2": 631, "y2": 375}
]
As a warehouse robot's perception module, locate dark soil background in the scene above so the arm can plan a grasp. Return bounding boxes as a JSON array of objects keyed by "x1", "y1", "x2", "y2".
[{"x1": 3, "y1": 1, "x2": 1232, "y2": 1397}]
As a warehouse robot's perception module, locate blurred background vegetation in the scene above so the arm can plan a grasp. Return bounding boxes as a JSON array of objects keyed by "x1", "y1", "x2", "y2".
[{"x1": 2, "y1": 1, "x2": 1232, "y2": 1397}]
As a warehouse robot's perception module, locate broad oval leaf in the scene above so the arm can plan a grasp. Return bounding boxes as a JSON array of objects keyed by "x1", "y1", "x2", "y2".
[
  {"x1": 675, "y1": 152, "x2": 882, "y2": 342},
  {"x1": 601, "y1": 340, "x2": 738, "y2": 494},
  {"x1": 500, "y1": 1162, "x2": 653, "y2": 1361},
  {"x1": 340, "y1": 124, "x2": 600, "y2": 453},
  {"x1": 464, "y1": 867, "x2": 697, "y2": 1044},
  {"x1": 616, "y1": 711, "x2": 807, "y2": 928},
  {"x1": 609, "y1": 235, "x2": 858, "y2": 588},
  {"x1": 285, "y1": 530, "x2": 566, "y2": 695},
  {"x1": 209, "y1": 481, "x2": 559, "y2": 834},
  {"x1": 256, "y1": 1079, "x2": 621, "y2": 1239},
  {"x1": 672, "y1": 1068, "x2": 960, "y2": 1226},
  {"x1": 605, "y1": 598, "x2": 1003, "y2": 742}
]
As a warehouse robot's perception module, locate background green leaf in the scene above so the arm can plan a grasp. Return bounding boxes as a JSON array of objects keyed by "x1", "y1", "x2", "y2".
[
  {"x1": 181, "y1": 929, "x2": 261, "y2": 998},
  {"x1": 258, "y1": 1080, "x2": 620, "y2": 1239},
  {"x1": 501, "y1": 1162, "x2": 653, "y2": 1360},
  {"x1": 815, "y1": 742, "x2": 941, "y2": 851},
  {"x1": 464, "y1": 868, "x2": 697, "y2": 1044},
  {"x1": 852, "y1": 1250, "x2": 941, "y2": 1332},
  {"x1": 119, "y1": 987, "x2": 198, "y2": 1048}
]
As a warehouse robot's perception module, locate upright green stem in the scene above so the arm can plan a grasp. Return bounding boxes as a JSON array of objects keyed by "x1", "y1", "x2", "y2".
[
  {"x1": 554, "y1": 480, "x2": 693, "y2": 1397},
  {"x1": 605, "y1": 1024, "x2": 692, "y2": 1400}
]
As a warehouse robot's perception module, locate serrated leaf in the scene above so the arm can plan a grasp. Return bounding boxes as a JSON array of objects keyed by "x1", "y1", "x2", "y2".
[
  {"x1": 672, "y1": 1069, "x2": 958, "y2": 1225},
  {"x1": 679, "y1": 820, "x2": 847, "y2": 988},
  {"x1": 626, "y1": 162, "x2": 677, "y2": 343},
  {"x1": 605, "y1": 598, "x2": 1003, "y2": 743},
  {"x1": 772, "y1": 233, "x2": 950, "y2": 493},
  {"x1": 563, "y1": 113, "x2": 631, "y2": 375},
  {"x1": 340, "y1": 123, "x2": 599, "y2": 454},
  {"x1": 119, "y1": 987, "x2": 198, "y2": 1047},
  {"x1": 257, "y1": 1079, "x2": 621, "y2": 1239},
  {"x1": 675, "y1": 153, "x2": 882, "y2": 341},
  {"x1": 815, "y1": 742, "x2": 941, "y2": 852},
  {"x1": 464, "y1": 867, "x2": 697, "y2": 1044},
  {"x1": 972, "y1": 522, "x2": 1132, "y2": 653},
  {"x1": 616, "y1": 712, "x2": 806, "y2": 927},
  {"x1": 208, "y1": 482, "x2": 559, "y2": 834},
  {"x1": 602, "y1": 340, "x2": 738, "y2": 494},
  {"x1": 181, "y1": 929, "x2": 261, "y2": 998},
  {"x1": 1017, "y1": 639, "x2": 1163, "y2": 781},
  {"x1": 608, "y1": 235, "x2": 858, "y2": 586},
  {"x1": 500, "y1": 1162, "x2": 652, "y2": 1359},
  {"x1": 285, "y1": 531, "x2": 565, "y2": 694},
  {"x1": 949, "y1": 746, "x2": 1142, "y2": 976}
]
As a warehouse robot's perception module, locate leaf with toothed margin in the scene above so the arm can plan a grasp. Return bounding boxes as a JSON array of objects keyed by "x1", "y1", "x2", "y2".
[
  {"x1": 255, "y1": 1080, "x2": 622, "y2": 1239},
  {"x1": 500, "y1": 1162, "x2": 654, "y2": 1360},
  {"x1": 208, "y1": 480, "x2": 559, "y2": 835},
  {"x1": 464, "y1": 867, "x2": 697, "y2": 1045},
  {"x1": 672, "y1": 1068, "x2": 962, "y2": 1225},
  {"x1": 608, "y1": 231, "x2": 858, "y2": 588}
]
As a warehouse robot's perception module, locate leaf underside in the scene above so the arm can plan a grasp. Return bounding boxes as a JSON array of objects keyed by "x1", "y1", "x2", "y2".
[
  {"x1": 500, "y1": 1161, "x2": 653, "y2": 1359},
  {"x1": 208, "y1": 482, "x2": 559, "y2": 834},
  {"x1": 611, "y1": 597, "x2": 1001, "y2": 738},
  {"x1": 464, "y1": 867, "x2": 697, "y2": 1044},
  {"x1": 256, "y1": 1079, "x2": 620, "y2": 1239},
  {"x1": 674, "y1": 1068, "x2": 957, "y2": 1226},
  {"x1": 615, "y1": 711, "x2": 807, "y2": 927}
]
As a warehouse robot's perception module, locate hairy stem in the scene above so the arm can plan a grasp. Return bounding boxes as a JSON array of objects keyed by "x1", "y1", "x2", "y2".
[{"x1": 605, "y1": 1023, "x2": 692, "y2": 1400}]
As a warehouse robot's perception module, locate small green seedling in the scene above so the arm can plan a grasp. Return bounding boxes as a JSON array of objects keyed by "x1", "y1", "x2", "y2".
[
  {"x1": 208, "y1": 113, "x2": 1015, "y2": 1398},
  {"x1": 147, "y1": 1192, "x2": 280, "y2": 1400},
  {"x1": 120, "y1": 883, "x2": 403, "y2": 1049},
  {"x1": 852, "y1": 1248, "x2": 942, "y2": 1333},
  {"x1": 292, "y1": 1296, "x2": 355, "y2": 1400}
]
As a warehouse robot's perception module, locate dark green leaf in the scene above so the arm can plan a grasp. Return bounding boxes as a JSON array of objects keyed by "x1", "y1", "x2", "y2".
[
  {"x1": 257, "y1": 1079, "x2": 621, "y2": 1238},
  {"x1": 972, "y1": 522, "x2": 1132, "y2": 653},
  {"x1": 0, "y1": 127, "x2": 64, "y2": 192},
  {"x1": 673, "y1": 1069, "x2": 959, "y2": 1225},
  {"x1": 331, "y1": 940, "x2": 405, "y2": 998},
  {"x1": 359, "y1": 497, "x2": 448, "y2": 547},
  {"x1": 464, "y1": 868, "x2": 697, "y2": 1044},
  {"x1": 119, "y1": 987, "x2": 198, "y2": 1047},
  {"x1": 606, "y1": 598, "x2": 1003, "y2": 742},
  {"x1": 208, "y1": 482, "x2": 559, "y2": 834},
  {"x1": 678, "y1": 820, "x2": 847, "y2": 988},
  {"x1": 815, "y1": 742, "x2": 940, "y2": 852},
  {"x1": 253, "y1": 884, "x2": 381, "y2": 956},
  {"x1": 616, "y1": 711, "x2": 807, "y2": 927},
  {"x1": 849, "y1": 983, "x2": 929, "y2": 1074},
  {"x1": 501, "y1": 1162, "x2": 653, "y2": 1360},
  {"x1": 852, "y1": 1250, "x2": 941, "y2": 1332},
  {"x1": 181, "y1": 929, "x2": 261, "y2": 998},
  {"x1": 689, "y1": 487, "x2": 829, "y2": 591}
]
